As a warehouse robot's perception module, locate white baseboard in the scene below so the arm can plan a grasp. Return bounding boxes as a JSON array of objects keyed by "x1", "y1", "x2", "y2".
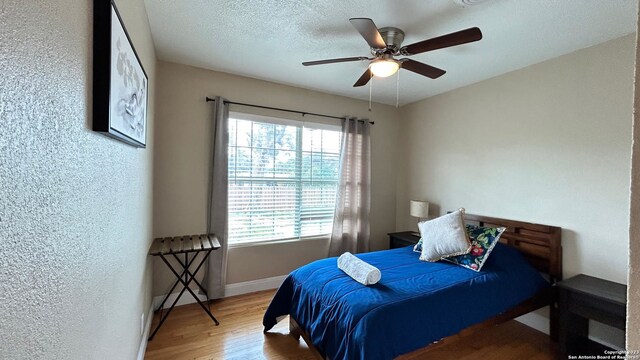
[
  {"x1": 516, "y1": 310, "x2": 549, "y2": 335},
  {"x1": 153, "y1": 290, "x2": 208, "y2": 310},
  {"x1": 137, "y1": 302, "x2": 154, "y2": 360},
  {"x1": 224, "y1": 275, "x2": 287, "y2": 297},
  {"x1": 152, "y1": 275, "x2": 287, "y2": 310},
  {"x1": 516, "y1": 308, "x2": 624, "y2": 350},
  {"x1": 589, "y1": 335, "x2": 624, "y2": 351}
]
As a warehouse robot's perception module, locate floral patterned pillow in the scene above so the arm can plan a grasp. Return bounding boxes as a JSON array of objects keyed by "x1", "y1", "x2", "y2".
[
  {"x1": 413, "y1": 239, "x2": 423, "y2": 253},
  {"x1": 443, "y1": 224, "x2": 506, "y2": 271}
]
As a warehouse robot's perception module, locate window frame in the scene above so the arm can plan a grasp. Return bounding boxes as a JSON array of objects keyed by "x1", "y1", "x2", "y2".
[{"x1": 227, "y1": 111, "x2": 342, "y2": 247}]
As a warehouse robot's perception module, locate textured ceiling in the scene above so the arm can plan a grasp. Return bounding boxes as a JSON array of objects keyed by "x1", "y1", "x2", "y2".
[{"x1": 144, "y1": 0, "x2": 637, "y2": 106}]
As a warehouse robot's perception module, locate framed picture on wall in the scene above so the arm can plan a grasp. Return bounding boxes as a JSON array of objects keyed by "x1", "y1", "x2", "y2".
[{"x1": 92, "y1": 0, "x2": 148, "y2": 148}]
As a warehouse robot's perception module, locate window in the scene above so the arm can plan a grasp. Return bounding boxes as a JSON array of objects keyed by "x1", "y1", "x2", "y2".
[{"x1": 228, "y1": 112, "x2": 342, "y2": 245}]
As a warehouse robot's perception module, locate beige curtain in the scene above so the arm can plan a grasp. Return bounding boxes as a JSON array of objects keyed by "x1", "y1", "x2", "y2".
[
  {"x1": 329, "y1": 117, "x2": 371, "y2": 256},
  {"x1": 206, "y1": 96, "x2": 229, "y2": 299}
]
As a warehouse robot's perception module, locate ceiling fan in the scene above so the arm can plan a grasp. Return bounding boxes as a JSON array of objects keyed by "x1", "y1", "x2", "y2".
[{"x1": 303, "y1": 18, "x2": 483, "y2": 87}]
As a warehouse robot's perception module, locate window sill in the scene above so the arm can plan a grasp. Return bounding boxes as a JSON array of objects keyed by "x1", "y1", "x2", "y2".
[{"x1": 228, "y1": 235, "x2": 330, "y2": 249}]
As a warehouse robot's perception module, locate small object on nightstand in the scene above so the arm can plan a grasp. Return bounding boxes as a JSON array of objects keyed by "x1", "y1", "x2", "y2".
[
  {"x1": 388, "y1": 231, "x2": 421, "y2": 249},
  {"x1": 556, "y1": 274, "x2": 626, "y2": 357},
  {"x1": 409, "y1": 200, "x2": 429, "y2": 236}
]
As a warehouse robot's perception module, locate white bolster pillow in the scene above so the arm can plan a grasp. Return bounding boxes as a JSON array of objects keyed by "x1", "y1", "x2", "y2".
[{"x1": 337, "y1": 252, "x2": 381, "y2": 286}]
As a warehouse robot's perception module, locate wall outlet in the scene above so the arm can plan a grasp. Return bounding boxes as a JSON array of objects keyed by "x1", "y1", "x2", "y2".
[{"x1": 140, "y1": 313, "x2": 145, "y2": 336}]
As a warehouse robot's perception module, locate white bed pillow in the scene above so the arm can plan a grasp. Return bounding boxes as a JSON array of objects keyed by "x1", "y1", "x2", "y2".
[{"x1": 418, "y1": 209, "x2": 472, "y2": 262}]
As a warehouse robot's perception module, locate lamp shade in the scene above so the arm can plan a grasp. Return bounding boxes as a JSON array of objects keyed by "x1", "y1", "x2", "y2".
[{"x1": 410, "y1": 200, "x2": 430, "y2": 218}]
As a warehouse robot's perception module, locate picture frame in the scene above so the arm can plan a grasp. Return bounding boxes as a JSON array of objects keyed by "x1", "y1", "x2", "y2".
[{"x1": 93, "y1": 0, "x2": 148, "y2": 148}]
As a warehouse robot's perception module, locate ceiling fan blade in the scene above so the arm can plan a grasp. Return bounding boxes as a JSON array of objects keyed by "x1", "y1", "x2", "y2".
[
  {"x1": 401, "y1": 59, "x2": 446, "y2": 79},
  {"x1": 401, "y1": 27, "x2": 482, "y2": 55},
  {"x1": 353, "y1": 69, "x2": 373, "y2": 87},
  {"x1": 349, "y1": 18, "x2": 387, "y2": 49},
  {"x1": 302, "y1": 56, "x2": 370, "y2": 66}
]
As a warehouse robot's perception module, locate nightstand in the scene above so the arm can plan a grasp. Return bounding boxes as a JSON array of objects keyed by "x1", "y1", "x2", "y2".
[
  {"x1": 557, "y1": 274, "x2": 626, "y2": 357},
  {"x1": 388, "y1": 231, "x2": 420, "y2": 249}
]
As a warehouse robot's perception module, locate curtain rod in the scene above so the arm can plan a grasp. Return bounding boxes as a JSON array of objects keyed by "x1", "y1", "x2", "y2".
[{"x1": 205, "y1": 97, "x2": 374, "y2": 125}]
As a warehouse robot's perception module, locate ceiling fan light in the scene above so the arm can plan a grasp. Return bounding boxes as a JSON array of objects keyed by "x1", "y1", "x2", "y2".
[{"x1": 369, "y1": 59, "x2": 400, "y2": 77}]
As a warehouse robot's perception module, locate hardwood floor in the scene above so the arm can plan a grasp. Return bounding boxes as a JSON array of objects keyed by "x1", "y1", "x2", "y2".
[{"x1": 144, "y1": 290, "x2": 560, "y2": 360}]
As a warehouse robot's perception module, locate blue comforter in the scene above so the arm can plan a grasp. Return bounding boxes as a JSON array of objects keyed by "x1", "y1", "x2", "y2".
[{"x1": 263, "y1": 243, "x2": 549, "y2": 360}]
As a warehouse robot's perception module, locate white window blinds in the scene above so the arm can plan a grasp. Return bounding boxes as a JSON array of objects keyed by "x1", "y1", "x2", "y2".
[{"x1": 228, "y1": 112, "x2": 342, "y2": 245}]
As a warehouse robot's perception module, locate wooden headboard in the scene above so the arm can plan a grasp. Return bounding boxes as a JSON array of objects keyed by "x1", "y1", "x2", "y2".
[{"x1": 464, "y1": 214, "x2": 562, "y2": 283}]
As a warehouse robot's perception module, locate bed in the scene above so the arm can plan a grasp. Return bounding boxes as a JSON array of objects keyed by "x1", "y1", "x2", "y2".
[{"x1": 263, "y1": 214, "x2": 562, "y2": 360}]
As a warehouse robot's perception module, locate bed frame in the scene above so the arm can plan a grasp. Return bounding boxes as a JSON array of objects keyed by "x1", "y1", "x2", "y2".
[{"x1": 288, "y1": 214, "x2": 562, "y2": 360}]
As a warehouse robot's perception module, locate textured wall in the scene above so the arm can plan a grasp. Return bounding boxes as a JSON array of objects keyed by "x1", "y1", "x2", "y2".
[
  {"x1": 396, "y1": 35, "x2": 634, "y2": 347},
  {"x1": 627, "y1": 4, "x2": 640, "y2": 349},
  {"x1": 152, "y1": 61, "x2": 399, "y2": 294},
  {"x1": 0, "y1": 0, "x2": 156, "y2": 359}
]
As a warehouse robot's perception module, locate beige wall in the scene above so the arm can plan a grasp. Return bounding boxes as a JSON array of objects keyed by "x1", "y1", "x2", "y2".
[
  {"x1": 627, "y1": 7, "x2": 640, "y2": 349},
  {"x1": 0, "y1": 0, "x2": 156, "y2": 359},
  {"x1": 150, "y1": 20, "x2": 638, "y2": 350},
  {"x1": 153, "y1": 61, "x2": 398, "y2": 293},
  {"x1": 396, "y1": 35, "x2": 634, "y2": 346}
]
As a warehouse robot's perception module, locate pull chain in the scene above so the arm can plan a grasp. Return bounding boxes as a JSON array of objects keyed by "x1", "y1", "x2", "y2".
[
  {"x1": 368, "y1": 74, "x2": 373, "y2": 112},
  {"x1": 396, "y1": 69, "x2": 400, "y2": 108}
]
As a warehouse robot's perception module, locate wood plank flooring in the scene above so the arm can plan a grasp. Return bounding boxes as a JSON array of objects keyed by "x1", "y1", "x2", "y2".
[{"x1": 144, "y1": 290, "x2": 560, "y2": 360}]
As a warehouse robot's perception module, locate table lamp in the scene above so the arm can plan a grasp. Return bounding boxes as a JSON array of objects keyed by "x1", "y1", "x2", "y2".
[{"x1": 410, "y1": 200, "x2": 430, "y2": 237}]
